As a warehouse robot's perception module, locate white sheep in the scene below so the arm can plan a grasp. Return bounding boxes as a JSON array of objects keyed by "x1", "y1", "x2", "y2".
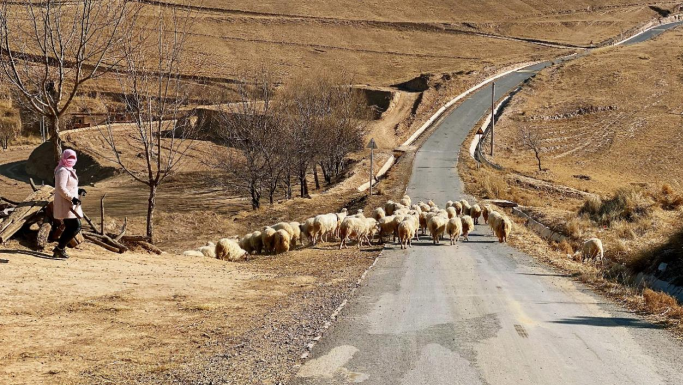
[
  {"x1": 300, "y1": 218, "x2": 316, "y2": 245},
  {"x1": 272, "y1": 222, "x2": 295, "y2": 241},
  {"x1": 348, "y1": 209, "x2": 365, "y2": 219},
  {"x1": 400, "y1": 195, "x2": 412, "y2": 208},
  {"x1": 405, "y1": 210, "x2": 420, "y2": 241},
  {"x1": 453, "y1": 201, "x2": 463, "y2": 216},
  {"x1": 482, "y1": 205, "x2": 491, "y2": 224},
  {"x1": 262, "y1": 227, "x2": 277, "y2": 254},
  {"x1": 460, "y1": 215, "x2": 474, "y2": 241},
  {"x1": 418, "y1": 202, "x2": 431, "y2": 213},
  {"x1": 446, "y1": 206, "x2": 457, "y2": 219},
  {"x1": 385, "y1": 200, "x2": 396, "y2": 216},
  {"x1": 398, "y1": 218, "x2": 417, "y2": 249},
  {"x1": 470, "y1": 204, "x2": 482, "y2": 225},
  {"x1": 199, "y1": 241, "x2": 216, "y2": 258},
  {"x1": 446, "y1": 200, "x2": 454, "y2": 208},
  {"x1": 250, "y1": 231, "x2": 263, "y2": 254},
  {"x1": 447, "y1": 218, "x2": 462, "y2": 245},
  {"x1": 489, "y1": 212, "x2": 511, "y2": 243},
  {"x1": 289, "y1": 222, "x2": 301, "y2": 247},
  {"x1": 488, "y1": 211, "x2": 502, "y2": 235},
  {"x1": 216, "y1": 238, "x2": 248, "y2": 261},
  {"x1": 378, "y1": 215, "x2": 397, "y2": 242},
  {"x1": 582, "y1": 238, "x2": 604, "y2": 265},
  {"x1": 427, "y1": 215, "x2": 447, "y2": 244},
  {"x1": 460, "y1": 199, "x2": 471, "y2": 216},
  {"x1": 339, "y1": 217, "x2": 376, "y2": 249},
  {"x1": 428, "y1": 200, "x2": 437, "y2": 209},
  {"x1": 312, "y1": 213, "x2": 338, "y2": 244},
  {"x1": 273, "y1": 229, "x2": 291, "y2": 254},
  {"x1": 239, "y1": 233, "x2": 254, "y2": 254},
  {"x1": 182, "y1": 250, "x2": 204, "y2": 257},
  {"x1": 372, "y1": 207, "x2": 386, "y2": 221},
  {"x1": 335, "y1": 208, "x2": 349, "y2": 238}
]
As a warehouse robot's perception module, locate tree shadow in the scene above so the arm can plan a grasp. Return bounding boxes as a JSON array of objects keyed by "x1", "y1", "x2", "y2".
[
  {"x1": 0, "y1": 249, "x2": 59, "y2": 260},
  {"x1": 550, "y1": 316, "x2": 660, "y2": 329}
]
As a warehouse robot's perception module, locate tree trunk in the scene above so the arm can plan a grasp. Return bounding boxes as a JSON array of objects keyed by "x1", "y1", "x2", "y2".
[
  {"x1": 250, "y1": 181, "x2": 260, "y2": 210},
  {"x1": 146, "y1": 183, "x2": 157, "y2": 241},
  {"x1": 313, "y1": 164, "x2": 320, "y2": 190},
  {"x1": 534, "y1": 151, "x2": 542, "y2": 171},
  {"x1": 285, "y1": 171, "x2": 292, "y2": 199},
  {"x1": 299, "y1": 171, "x2": 309, "y2": 198},
  {"x1": 298, "y1": 168, "x2": 309, "y2": 198},
  {"x1": 49, "y1": 115, "x2": 63, "y2": 163},
  {"x1": 320, "y1": 163, "x2": 331, "y2": 184}
]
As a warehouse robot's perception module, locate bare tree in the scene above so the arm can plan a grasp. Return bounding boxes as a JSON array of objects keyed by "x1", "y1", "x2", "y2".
[
  {"x1": 0, "y1": 0, "x2": 134, "y2": 162},
  {"x1": 0, "y1": 96, "x2": 19, "y2": 149},
  {"x1": 214, "y1": 73, "x2": 284, "y2": 209},
  {"x1": 280, "y1": 79, "x2": 320, "y2": 198},
  {"x1": 280, "y1": 74, "x2": 369, "y2": 194},
  {"x1": 317, "y1": 86, "x2": 368, "y2": 184},
  {"x1": 99, "y1": 4, "x2": 197, "y2": 240},
  {"x1": 0, "y1": 116, "x2": 19, "y2": 149},
  {"x1": 519, "y1": 126, "x2": 544, "y2": 171}
]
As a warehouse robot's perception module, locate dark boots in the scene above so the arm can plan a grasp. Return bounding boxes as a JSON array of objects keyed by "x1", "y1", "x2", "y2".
[{"x1": 52, "y1": 246, "x2": 69, "y2": 259}]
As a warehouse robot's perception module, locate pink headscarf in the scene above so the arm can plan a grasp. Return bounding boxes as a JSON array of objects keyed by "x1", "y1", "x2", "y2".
[{"x1": 55, "y1": 149, "x2": 77, "y2": 173}]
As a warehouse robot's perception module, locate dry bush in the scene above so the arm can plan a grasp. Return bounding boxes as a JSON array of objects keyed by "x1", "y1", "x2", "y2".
[
  {"x1": 552, "y1": 239, "x2": 573, "y2": 254},
  {"x1": 579, "y1": 187, "x2": 653, "y2": 225},
  {"x1": 565, "y1": 216, "x2": 590, "y2": 239},
  {"x1": 612, "y1": 239, "x2": 629, "y2": 256},
  {"x1": 481, "y1": 173, "x2": 508, "y2": 199},
  {"x1": 643, "y1": 288, "x2": 683, "y2": 317},
  {"x1": 655, "y1": 183, "x2": 683, "y2": 211},
  {"x1": 612, "y1": 220, "x2": 637, "y2": 240}
]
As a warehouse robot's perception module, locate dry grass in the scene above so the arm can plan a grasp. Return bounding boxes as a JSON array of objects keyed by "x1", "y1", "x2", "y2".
[
  {"x1": 643, "y1": 288, "x2": 683, "y2": 318},
  {"x1": 579, "y1": 186, "x2": 653, "y2": 225},
  {"x1": 493, "y1": 27, "x2": 683, "y2": 195}
]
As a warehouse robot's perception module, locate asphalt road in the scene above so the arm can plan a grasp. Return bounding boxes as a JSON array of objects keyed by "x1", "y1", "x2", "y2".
[{"x1": 293, "y1": 22, "x2": 683, "y2": 385}]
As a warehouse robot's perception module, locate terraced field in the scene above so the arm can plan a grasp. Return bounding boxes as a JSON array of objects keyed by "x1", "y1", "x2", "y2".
[{"x1": 493, "y1": 26, "x2": 683, "y2": 193}]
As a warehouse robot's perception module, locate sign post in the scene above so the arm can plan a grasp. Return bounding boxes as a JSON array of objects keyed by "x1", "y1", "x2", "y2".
[
  {"x1": 476, "y1": 127, "x2": 485, "y2": 167},
  {"x1": 367, "y1": 138, "x2": 377, "y2": 197}
]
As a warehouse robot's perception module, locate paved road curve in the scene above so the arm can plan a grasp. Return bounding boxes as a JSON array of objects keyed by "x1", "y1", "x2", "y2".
[{"x1": 293, "y1": 23, "x2": 683, "y2": 384}]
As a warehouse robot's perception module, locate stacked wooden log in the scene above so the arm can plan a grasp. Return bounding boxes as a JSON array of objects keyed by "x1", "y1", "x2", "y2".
[{"x1": 0, "y1": 179, "x2": 160, "y2": 254}]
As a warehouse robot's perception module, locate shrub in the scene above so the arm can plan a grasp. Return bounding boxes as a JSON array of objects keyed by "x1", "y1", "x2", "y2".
[
  {"x1": 612, "y1": 220, "x2": 637, "y2": 240},
  {"x1": 643, "y1": 288, "x2": 683, "y2": 317},
  {"x1": 481, "y1": 173, "x2": 507, "y2": 199},
  {"x1": 579, "y1": 187, "x2": 653, "y2": 225},
  {"x1": 565, "y1": 216, "x2": 589, "y2": 239},
  {"x1": 656, "y1": 183, "x2": 683, "y2": 211}
]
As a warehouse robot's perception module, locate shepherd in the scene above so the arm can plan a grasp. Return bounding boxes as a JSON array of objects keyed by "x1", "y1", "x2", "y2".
[{"x1": 53, "y1": 149, "x2": 86, "y2": 259}]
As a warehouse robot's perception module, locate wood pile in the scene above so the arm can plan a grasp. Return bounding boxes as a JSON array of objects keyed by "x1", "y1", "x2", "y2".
[{"x1": 0, "y1": 179, "x2": 161, "y2": 254}]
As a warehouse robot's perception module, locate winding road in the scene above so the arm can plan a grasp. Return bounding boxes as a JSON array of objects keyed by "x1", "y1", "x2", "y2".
[{"x1": 293, "y1": 21, "x2": 683, "y2": 385}]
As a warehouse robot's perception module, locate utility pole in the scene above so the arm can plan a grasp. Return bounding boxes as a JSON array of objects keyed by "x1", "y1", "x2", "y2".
[
  {"x1": 367, "y1": 138, "x2": 377, "y2": 197},
  {"x1": 490, "y1": 82, "x2": 495, "y2": 157}
]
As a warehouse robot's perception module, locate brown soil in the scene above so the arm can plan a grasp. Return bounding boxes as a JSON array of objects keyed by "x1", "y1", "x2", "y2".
[{"x1": 0, "y1": 241, "x2": 380, "y2": 384}]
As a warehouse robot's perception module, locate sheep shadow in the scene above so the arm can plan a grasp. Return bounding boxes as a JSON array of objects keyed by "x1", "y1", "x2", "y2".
[
  {"x1": 550, "y1": 316, "x2": 660, "y2": 329},
  {"x1": 0, "y1": 249, "x2": 60, "y2": 260},
  {"x1": 519, "y1": 272, "x2": 576, "y2": 278}
]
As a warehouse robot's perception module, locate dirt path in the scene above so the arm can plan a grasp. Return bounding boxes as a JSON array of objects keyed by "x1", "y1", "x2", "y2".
[{"x1": 0, "y1": 243, "x2": 379, "y2": 384}]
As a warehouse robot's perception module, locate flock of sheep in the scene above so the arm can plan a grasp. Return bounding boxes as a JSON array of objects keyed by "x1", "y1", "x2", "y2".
[{"x1": 183, "y1": 195, "x2": 515, "y2": 262}]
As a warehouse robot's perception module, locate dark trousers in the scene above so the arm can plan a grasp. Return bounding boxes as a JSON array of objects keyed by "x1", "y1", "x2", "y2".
[{"x1": 58, "y1": 218, "x2": 81, "y2": 249}]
